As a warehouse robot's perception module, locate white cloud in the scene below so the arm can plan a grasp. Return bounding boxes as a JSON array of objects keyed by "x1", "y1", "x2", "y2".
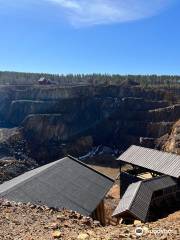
[
  {"x1": 46, "y1": 0, "x2": 174, "y2": 26},
  {"x1": 49, "y1": 0, "x2": 80, "y2": 9}
]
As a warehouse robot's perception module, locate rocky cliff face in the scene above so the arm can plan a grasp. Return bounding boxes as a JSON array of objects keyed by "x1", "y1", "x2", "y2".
[
  {"x1": 162, "y1": 120, "x2": 180, "y2": 154},
  {"x1": 0, "y1": 83, "x2": 179, "y2": 181}
]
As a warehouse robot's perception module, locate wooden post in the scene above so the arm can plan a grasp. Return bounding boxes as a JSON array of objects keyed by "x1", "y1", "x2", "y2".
[
  {"x1": 101, "y1": 200, "x2": 105, "y2": 226},
  {"x1": 120, "y1": 163, "x2": 123, "y2": 199}
]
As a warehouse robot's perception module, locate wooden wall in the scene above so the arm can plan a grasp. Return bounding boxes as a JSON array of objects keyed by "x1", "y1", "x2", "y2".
[{"x1": 92, "y1": 200, "x2": 106, "y2": 226}]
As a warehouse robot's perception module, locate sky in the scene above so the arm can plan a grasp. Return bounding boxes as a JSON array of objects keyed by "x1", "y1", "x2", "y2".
[{"x1": 0, "y1": 0, "x2": 180, "y2": 75}]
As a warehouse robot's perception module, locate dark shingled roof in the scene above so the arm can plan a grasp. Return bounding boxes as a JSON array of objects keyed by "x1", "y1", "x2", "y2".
[
  {"x1": 0, "y1": 156, "x2": 114, "y2": 216},
  {"x1": 112, "y1": 175, "x2": 177, "y2": 222},
  {"x1": 117, "y1": 145, "x2": 180, "y2": 178}
]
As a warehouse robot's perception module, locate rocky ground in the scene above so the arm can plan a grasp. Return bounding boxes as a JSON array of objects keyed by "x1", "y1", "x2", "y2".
[
  {"x1": 0, "y1": 128, "x2": 37, "y2": 184},
  {"x1": 0, "y1": 200, "x2": 179, "y2": 240}
]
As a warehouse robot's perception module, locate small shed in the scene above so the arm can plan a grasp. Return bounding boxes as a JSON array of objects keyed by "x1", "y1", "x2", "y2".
[
  {"x1": 0, "y1": 156, "x2": 114, "y2": 225},
  {"x1": 114, "y1": 145, "x2": 180, "y2": 223},
  {"x1": 118, "y1": 145, "x2": 180, "y2": 201},
  {"x1": 112, "y1": 176, "x2": 177, "y2": 223},
  {"x1": 38, "y1": 77, "x2": 52, "y2": 85}
]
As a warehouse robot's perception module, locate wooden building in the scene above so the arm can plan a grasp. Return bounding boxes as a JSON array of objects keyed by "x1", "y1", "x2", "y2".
[
  {"x1": 38, "y1": 77, "x2": 52, "y2": 85},
  {"x1": 0, "y1": 156, "x2": 114, "y2": 225},
  {"x1": 112, "y1": 176, "x2": 177, "y2": 223},
  {"x1": 113, "y1": 145, "x2": 180, "y2": 223}
]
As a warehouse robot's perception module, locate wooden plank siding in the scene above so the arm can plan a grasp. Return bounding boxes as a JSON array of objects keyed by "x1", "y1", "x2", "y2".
[{"x1": 92, "y1": 200, "x2": 106, "y2": 226}]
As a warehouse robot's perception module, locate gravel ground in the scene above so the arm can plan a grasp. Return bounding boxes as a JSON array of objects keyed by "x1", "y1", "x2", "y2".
[{"x1": 0, "y1": 200, "x2": 180, "y2": 240}]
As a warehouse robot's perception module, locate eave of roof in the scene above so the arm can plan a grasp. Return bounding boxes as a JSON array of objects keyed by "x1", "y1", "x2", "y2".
[
  {"x1": 0, "y1": 156, "x2": 114, "y2": 216},
  {"x1": 117, "y1": 145, "x2": 180, "y2": 178}
]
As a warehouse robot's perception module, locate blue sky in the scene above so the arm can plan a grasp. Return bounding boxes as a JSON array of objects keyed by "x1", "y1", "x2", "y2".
[{"x1": 0, "y1": 0, "x2": 180, "y2": 74}]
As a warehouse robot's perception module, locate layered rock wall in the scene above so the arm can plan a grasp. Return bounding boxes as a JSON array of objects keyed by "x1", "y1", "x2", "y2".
[{"x1": 0, "y1": 83, "x2": 179, "y2": 171}]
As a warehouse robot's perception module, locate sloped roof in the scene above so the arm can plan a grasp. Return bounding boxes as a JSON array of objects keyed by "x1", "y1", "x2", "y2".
[
  {"x1": 0, "y1": 156, "x2": 114, "y2": 216},
  {"x1": 112, "y1": 175, "x2": 176, "y2": 222},
  {"x1": 117, "y1": 145, "x2": 180, "y2": 178},
  {"x1": 38, "y1": 77, "x2": 47, "y2": 81}
]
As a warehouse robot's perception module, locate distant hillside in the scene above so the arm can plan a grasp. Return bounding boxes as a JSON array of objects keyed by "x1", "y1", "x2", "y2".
[{"x1": 0, "y1": 71, "x2": 180, "y2": 87}]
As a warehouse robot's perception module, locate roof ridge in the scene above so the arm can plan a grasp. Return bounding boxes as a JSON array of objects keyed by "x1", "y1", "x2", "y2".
[
  {"x1": 68, "y1": 155, "x2": 115, "y2": 182},
  {"x1": 128, "y1": 180, "x2": 153, "y2": 222},
  {"x1": 141, "y1": 175, "x2": 170, "y2": 183},
  {"x1": 131, "y1": 145, "x2": 178, "y2": 157},
  {"x1": 128, "y1": 175, "x2": 177, "y2": 208},
  {"x1": 128, "y1": 181, "x2": 142, "y2": 211}
]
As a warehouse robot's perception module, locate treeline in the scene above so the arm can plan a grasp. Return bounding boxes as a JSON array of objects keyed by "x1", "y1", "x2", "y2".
[{"x1": 0, "y1": 71, "x2": 180, "y2": 87}]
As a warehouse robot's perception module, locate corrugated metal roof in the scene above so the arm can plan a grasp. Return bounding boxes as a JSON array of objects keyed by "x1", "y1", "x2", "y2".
[
  {"x1": 113, "y1": 181, "x2": 141, "y2": 217},
  {"x1": 0, "y1": 156, "x2": 114, "y2": 216},
  {"x1": 112, "y1": 175, "x2": 177, "y2": 222},
  {"x1": 118, "y1": 145, "x2": 180, "y2": 178}
]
